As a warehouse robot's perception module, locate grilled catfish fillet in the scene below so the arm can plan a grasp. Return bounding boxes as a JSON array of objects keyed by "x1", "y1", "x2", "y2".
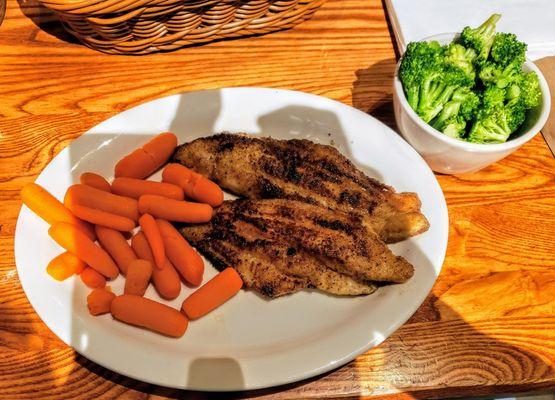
[
  {"x1": 174, "y1": 134, "x2": 429, "y2": 243},
  {"x1": 180, "y1": 199, "x2": 413, "y2": 298}
]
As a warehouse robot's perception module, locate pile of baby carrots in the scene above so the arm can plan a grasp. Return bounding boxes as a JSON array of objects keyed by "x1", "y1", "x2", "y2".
[{"x1": 21, "y1": 132, "x2": 243, "y2": 338}]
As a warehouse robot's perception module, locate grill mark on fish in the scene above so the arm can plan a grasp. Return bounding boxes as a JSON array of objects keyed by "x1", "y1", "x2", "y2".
[
  {"x1": 183, "y1": 207, "x2": 377, "y2": 298},
  {"x1": 184, "y1": 199, "x2": 413, "y2": 289},
  {"x1": 312, "y1": 218, "x2": 354, "y2": 234},
  {"x1": 182, "y1": 200, "x2": 400, "y2": 297}
]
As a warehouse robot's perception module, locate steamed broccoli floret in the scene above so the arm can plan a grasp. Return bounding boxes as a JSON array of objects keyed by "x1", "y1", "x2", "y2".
[
  {"x1": 504, "y1": 72, "x2": 541, "y2": 123},
  {"x1": 444, "y1": 43, "x2": 477, "y2": 80},
  {"x1": 507, "y1": 102, "x2": 527, "y2": 132},
  {"x1": 482, "y1": 86, "x2": 506, "y2": 108},
  {"x1": 468, "y1": 106, "x2": 513, "y2": 143},
  {"x1": 442, "y1": 116, "x2": 467, "y2": 139},
  {"x1": 479, "y1": 60, "x2": 522, "y2": 88},
  {"x1": 430, "y1": 87, "x2": 479, "y2": 138},
  {"x1": 416, "y1": 65, "x2": 473, "y2": 123},
  {"x1": 515, "y1": 71, "x2": 541, "y2": 108},
  {"x1": 468, "y1": 87, "x2": 528, "y2": 143},
  {"x1": 430, "y1": 101, "x2": 462, "y2": 133},
  {"x1": 399, "y1": 41, "x2": 444, "y2": 110},
  {"x1": 454, "y1": 87, "x2": 480, "y2": 120},
  {"x1": 469, "y1": 70, "x2": 540, "y2": 143},
  {"x1": 477, "y1": 30, "x2": 529, "y2": 90},
  {"x1": 503, "y1": 72, "x2": 540, "y2": 130},
  {"x1": 443, "y1": 118, "x2": 467, "y2": 139},
  {"x1": 400, "y1": 41, "x2": 475, "y2": 123},
  {"x1": 490, "y1": 33, "x2": 527, "y2": 67},
  {"x1": 400, "y1": 13, "x2": 538, "y2": 144},
  {"x1": 460, "y1": 14, "x2": 501, "y2": 61}
]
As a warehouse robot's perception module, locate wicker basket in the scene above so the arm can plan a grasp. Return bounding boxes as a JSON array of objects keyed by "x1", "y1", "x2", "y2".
[{"x1": 38, "y1": 0, "x2": 325, "y2": 54}]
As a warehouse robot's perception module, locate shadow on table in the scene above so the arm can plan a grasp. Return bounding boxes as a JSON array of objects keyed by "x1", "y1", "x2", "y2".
[
  {"x1": 64, "y1": 292, "x2": 554, "y2": 399},
  {"x1": 380, "y1": 0, "x2": 401, "y2": 60},
  {"x1": 351, "y1": 58, "x2": 398, "y2": 130},
  {"x1": 58, "y1": 88, "x2": 551, "y2": 399},
  {"x1": 373, "y1": 296, "x2": 554, "y2": 399},
  {"x1": 17, "y1": 0, "x2": 81, "y2": 44}
]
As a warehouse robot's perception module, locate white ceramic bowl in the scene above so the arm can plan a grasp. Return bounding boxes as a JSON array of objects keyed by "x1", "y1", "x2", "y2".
[{"x1": 393, "y1": 33, "x2": 551, "y2": 175}]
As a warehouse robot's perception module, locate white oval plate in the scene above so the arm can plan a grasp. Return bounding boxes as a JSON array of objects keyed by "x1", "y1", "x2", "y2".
[{"x1": 15, "y1": 88, "x2": 448, "y2": 391}]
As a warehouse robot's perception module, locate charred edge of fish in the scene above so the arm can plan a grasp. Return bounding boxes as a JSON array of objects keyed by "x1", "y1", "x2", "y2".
[
  {"x1": 216, "y1": 140, "x2": 236, "y2": 153},
  {"x1": 195, "y1": 241, "x2": 228, "y2": 272},
  {"x1": 260, "y1": 283, "x2": 276, "y2": 297}
]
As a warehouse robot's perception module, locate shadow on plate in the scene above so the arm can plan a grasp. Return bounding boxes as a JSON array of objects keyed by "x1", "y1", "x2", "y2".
[
  {"x1": 256, "y1": 104, "x2": 384, "y2": 182},
  {"x1": 62, "y1": 88, "x2": 433, "y2": 395},
  {"x1": 62, "y1": 288, "x2": 553, "y2": 398},
  {"x1": 169, "y1": 90, "x2": 222, "y2": 138},
  {"x1": 158, "y1": 88, "x2": 386, "y2": 181}
]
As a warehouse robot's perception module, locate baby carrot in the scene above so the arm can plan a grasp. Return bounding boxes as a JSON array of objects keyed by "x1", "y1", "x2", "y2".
[
  {"x1": 80, "y1": 172, "x2": 111, "y2": 192},
  {"x1": 182, "y1": 268, "x2": 243, "y2": 320},
  {"x1": 64, "y1": 184, "x2": 139, "y2": 222},
  {"x1": 139, "y1": 214, "x2": 165, "y2": 270},
  {"x1": 49, "y1": 222, "x2": 119, "y2": 279},
  {"x1": 21, "y1": 183, "x2": 96, "y2": 240},
  {"x1": 95, "y1": 226, "x2": 137, "y2": 275},
  {"x1": 87, "y1": 288, "x2": 116, "y2": 316},
  {"x1": 46, "y1": 252, "x2": 86, "y2": 281},
  {"x1": 111, "y1": 295, "x2": 188, "y2": 338},
  {"x1": 162, "y1": 163, "x2": 224, "y2": 207},
  {"x1": 124, "y1": 259, "x2": 153, "y2": 296},
  {"x1": 70, "y1": 204, "x2": 136, "y2": 232},
  {"x1": 138, "y1": 195, "x2": 213, "y2": 223},
  {"x1": 131, "y1": 231, "x2": 181, "y2": 300},
  {"x1": 188, "y1": 178, "x2": 224, "y2": 208},
  {"x1": 114, "y1": 132, "x2": 177, "y2": 179},
  {"x1": 156, "y1": 219, "x2": 204, "y2": 286},
  {"x1": 80, "y1": 267, "x2": 106, "y2": 289},
  {"x1": 111, "y1": 178, "x2": 184, "y2": 201},
  {"x1": 161, "y1": 163, "x2": 195, "y2": 186}
]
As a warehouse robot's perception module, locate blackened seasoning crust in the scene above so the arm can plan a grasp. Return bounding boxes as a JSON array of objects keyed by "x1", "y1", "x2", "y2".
[
  {"x1": 181, "y1": 199, "x2": 413, "y2": 298},
  {"x1": 173, "y1": 133, "x2": 429, "y2": 243}
]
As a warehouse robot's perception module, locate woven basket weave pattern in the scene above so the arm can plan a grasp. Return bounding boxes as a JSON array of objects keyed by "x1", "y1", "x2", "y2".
[{"x1": 39, "y1": 0, "x2": 325, "y2": 54}]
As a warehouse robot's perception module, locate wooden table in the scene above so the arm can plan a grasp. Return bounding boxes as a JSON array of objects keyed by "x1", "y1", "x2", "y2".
[{"x1": 1, "y1": 0, "x2": 554, "y2": 398}]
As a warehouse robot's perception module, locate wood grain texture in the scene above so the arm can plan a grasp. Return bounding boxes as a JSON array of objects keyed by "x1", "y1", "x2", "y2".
[{"x1": 0, "y1": 0, "x2": 554, "y2": 398}]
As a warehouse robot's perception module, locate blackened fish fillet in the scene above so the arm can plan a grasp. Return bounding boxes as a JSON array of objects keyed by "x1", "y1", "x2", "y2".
[
  {"x1": 181, "y1": 199, "x2": 413, "y2": 298},
  {"x1": 174, "y1": 133, "x2": 429, "y2": 243}
]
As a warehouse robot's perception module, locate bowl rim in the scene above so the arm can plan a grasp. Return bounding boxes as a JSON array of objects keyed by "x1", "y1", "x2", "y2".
[{"x1": 393, "y1": 32, "x2": 552, "y2": 152}]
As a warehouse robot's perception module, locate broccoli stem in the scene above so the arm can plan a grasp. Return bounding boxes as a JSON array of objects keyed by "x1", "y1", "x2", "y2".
[{"x1": 479, "y1": 14, "x2": 501, "y2": 33}]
